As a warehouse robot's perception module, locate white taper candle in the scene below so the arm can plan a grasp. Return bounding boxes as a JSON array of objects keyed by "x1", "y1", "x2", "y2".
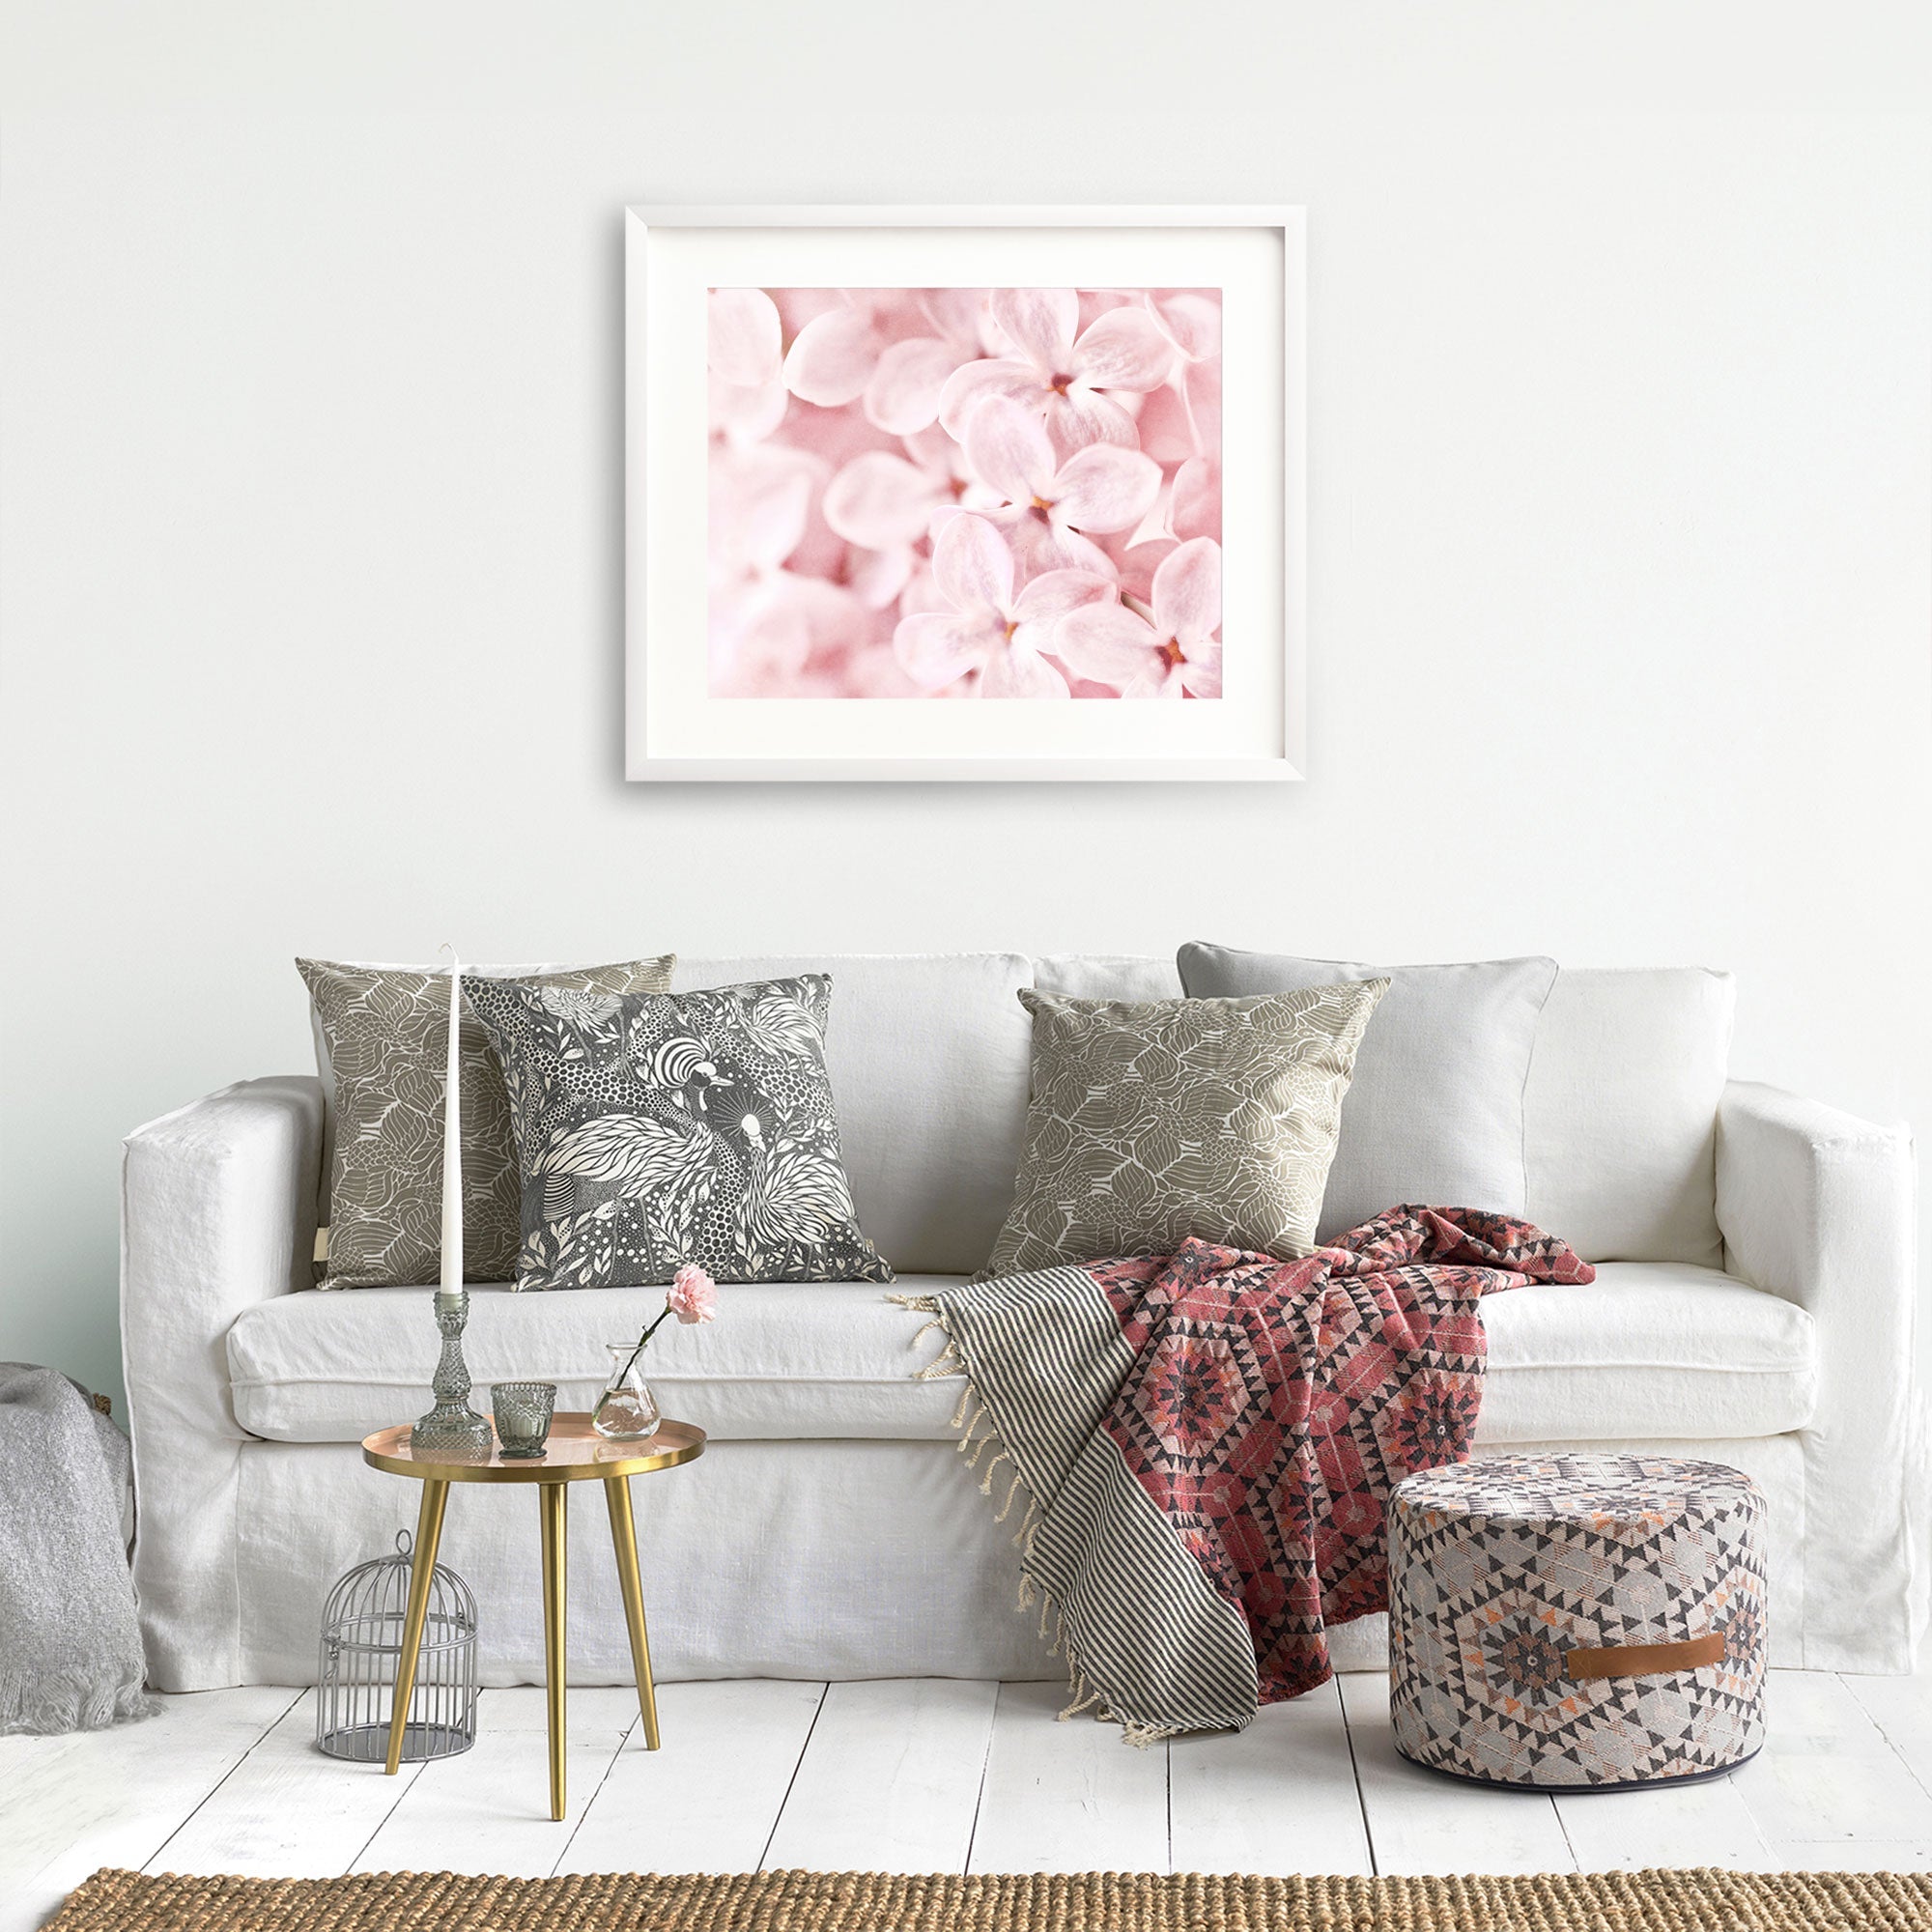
[{"x1": 440, "y1": 945, "x2": 463, "y2": 1298}]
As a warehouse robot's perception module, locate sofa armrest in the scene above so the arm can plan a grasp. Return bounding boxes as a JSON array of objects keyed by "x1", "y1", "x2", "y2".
[
  {"x1": 121, "y1": 1075, "x2": 324, "y2": 1689},
  {"x1": 1716, "y1": 1078, "x2": 1919, "y2": 1669}
]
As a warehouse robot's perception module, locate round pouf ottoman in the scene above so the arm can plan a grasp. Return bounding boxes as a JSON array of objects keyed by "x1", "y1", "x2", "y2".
[{"x1": 1388, "y1": 1453, "x2": 1766, "y2": 1790}]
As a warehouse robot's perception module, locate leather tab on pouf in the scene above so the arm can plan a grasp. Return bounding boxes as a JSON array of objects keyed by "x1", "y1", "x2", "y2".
[{"x1": 1388, "y1": 1453, "x2": 1766, "y2": 1789}]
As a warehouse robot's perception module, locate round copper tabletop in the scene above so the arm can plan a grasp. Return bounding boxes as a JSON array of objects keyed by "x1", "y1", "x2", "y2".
[{"x1": 362, "y1": 1413, "x2": 705, "y2": 1484}]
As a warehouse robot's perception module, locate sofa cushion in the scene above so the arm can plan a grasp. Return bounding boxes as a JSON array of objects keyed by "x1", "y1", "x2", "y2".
[
  {"x1": 1032, "y1": 953, "x2": 1183, "y2": 1002},
  {"x1": 981, "y1": 981, "x2": 1386, "y2": 1277},
  {"x1": 466, "y1": 971, "x2": 890, "y2": 1290},
  {"x1": 672, "y1": 954, "x2": 1033, "y2": 1277},
  {"x1": 227, "y1": 1262, "x2": 1814, "y2": 1449},
  {"x1": 1524, "y1": 967, "x2": 1734, "y2": 1266},
  {"x1": 1175, "y1": 948, "x2": 1559, "y2": 1244},
  {"x1": 1040, "y1": 956, "x2": 1734, "y2": 1268}
]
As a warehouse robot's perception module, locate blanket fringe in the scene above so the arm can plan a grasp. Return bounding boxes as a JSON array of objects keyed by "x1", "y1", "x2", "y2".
[{"x1": 894, "y1": 1288, "x2": 1161, "y2": 1749}]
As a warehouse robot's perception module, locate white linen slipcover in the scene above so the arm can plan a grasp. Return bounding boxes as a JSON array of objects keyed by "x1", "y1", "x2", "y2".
[
  {"x1": 222, "y1": 1264, "x2": 1816, "y2": 1450},
  {"x1": 222, "y1": 1431, "x2": 1806, "y2": 1687},
  {"x1": 1718, "y1": 1082, "x2": 1923, "y2": 1671},
  {"x1": 123, "y1": 955, "x2": 1917, "y2": 1692}
]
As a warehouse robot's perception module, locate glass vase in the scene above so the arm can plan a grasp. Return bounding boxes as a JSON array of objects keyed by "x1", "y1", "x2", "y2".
[{"x1": 592, "y1": 1344, "x2": 662, "y2": 1440}]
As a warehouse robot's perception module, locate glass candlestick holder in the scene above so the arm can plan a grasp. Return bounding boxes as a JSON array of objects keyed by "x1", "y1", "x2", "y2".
[{"x1": 411, "y1": 1289, "x2": 493, "y2": 1461}]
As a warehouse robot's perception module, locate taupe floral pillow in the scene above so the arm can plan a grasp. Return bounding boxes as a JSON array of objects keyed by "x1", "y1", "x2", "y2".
[
  {"x1": 978, "y1": 981, "x2": 1387, "y2": 1281},
  {"x1": 298, "y1": 955, "x2": 675, "y2": 1287}
]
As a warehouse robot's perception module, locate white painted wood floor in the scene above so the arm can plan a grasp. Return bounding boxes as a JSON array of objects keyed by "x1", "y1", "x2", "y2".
[{"x1": 7, "y1": 1670, "x2": 1932, "y2": 1931}]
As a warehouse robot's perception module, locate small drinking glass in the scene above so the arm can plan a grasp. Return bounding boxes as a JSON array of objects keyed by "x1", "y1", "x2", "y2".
[{"x1": 491, "y1": 1381, "x2": 556, "y2": 1459}]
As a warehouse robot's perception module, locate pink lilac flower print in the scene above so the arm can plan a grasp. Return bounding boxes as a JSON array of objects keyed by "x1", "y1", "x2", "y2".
[{"x1": 707, "y1": 286, "x2": 1222, "y2": 699}]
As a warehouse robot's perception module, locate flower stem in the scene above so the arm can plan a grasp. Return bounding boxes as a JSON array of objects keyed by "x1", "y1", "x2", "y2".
[{"x1": 614, "y1": 1301, "x2": 672, "y2": 1387}]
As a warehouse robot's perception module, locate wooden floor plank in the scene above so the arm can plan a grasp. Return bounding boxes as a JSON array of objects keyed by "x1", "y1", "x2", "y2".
[
  {"x1": 761, "y1": 1679, "x2": 999, "y2": 1875},
  {"x1": 1169, "y1": 1677, "x2": 1372, "y2": 1876},
  {"x1": 1736, "y1": 1671, "x2": 1932, "y2": 1852},
  {"x1": 1337, "y1": 1672, "x2": 1577, "y2": 1876},
  {"x1": 0, "y1": 1686, "x2": 298, "y2": 1932},
  {"x1": 967, "y1": 1681, "x2": 1170, "y2": 1874},
  {"x1": 1553, "y1": 1773, "x2": 1773, "y2": 1872},
  {"x1": 556, "y1": 1680, "x2": 825, "y2": 1876},
  {"x1": 353, "y1": 1689, "x2": 632, "y2": 1877},
  {"x1": 1843, "y1": 1673, "x2": 1932, "y2": 1804},
  {"x1": 146, "y1": 1690, "x2": 430, "y2": 1879}
]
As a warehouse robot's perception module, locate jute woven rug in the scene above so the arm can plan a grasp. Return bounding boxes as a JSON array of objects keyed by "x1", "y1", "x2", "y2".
[{"x1": 46, "y1": 1865, "x2": 1932, "y2": 1931}]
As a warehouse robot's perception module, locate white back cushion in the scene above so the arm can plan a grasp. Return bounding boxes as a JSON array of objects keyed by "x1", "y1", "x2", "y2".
[
  {"x1": 1524, "y1": 968, "x2": 1734, "y2": 1266},
  {"x1": 1032, "y1": 953, "x2": 1181, "y2": 1001},
  {"x1": 674, "y1": 953, "x2": 1033, "y2": 1277}
]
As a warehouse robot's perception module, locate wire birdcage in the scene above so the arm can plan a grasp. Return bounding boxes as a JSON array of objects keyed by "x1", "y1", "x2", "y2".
[{"x1": 316, "y1": 1529, "x2": 477, "y2": 1762}]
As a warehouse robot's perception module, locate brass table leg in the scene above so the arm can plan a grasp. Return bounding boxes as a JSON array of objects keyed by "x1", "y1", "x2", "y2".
[
  {"x1": 604, "y1": 1474, "x2": 661, "y2": 1750},
  {"x1": 384, "y1": 1479, "x2": 449, "y2": 1776},
  {"x1": 539, "y1": 1482, "x2": 568, "y2": 1821}
]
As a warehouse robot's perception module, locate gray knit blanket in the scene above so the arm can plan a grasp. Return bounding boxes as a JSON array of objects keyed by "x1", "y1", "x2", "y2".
[{"x1": 0, "y1": 1364, "x2": 155, "y2": 1733}]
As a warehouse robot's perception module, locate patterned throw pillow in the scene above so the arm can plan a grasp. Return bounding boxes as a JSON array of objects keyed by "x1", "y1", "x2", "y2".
[
  {"x1": 978, "y1": 982, "x2": 1388, "y2": 1282},
  {"x1": 465, "y1": 973, "x2": 892, "y2": 1290},
  {"x1": 298, "y1": 956, "x2": 675, "y2": 1288}
]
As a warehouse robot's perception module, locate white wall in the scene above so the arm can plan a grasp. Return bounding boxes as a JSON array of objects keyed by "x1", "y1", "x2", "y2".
[{"x1": 4, "y1": 5, "x2": 1929, "y2": 1409}]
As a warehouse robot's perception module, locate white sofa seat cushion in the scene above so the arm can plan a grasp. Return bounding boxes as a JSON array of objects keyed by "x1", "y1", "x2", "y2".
[
  {"x1": 1475, "y1": 1262, "x2": 1815, "y2": 1443},
  {"x1": 229, "y1": 1279, "x2": 966, "y2": 1445},
  {"x1": 228, "y1": 1263, "x2": 1814, "y2": 1449}
]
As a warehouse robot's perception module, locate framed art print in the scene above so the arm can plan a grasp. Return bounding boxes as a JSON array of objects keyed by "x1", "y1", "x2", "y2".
[{"x1": 625, "y1": 206, "x2": 1304, "y2": 781}]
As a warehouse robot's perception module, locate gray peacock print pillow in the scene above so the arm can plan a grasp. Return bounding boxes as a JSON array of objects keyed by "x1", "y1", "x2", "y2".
[
  {"x1": 977, "y1": 980, "x2": 1389, "y2": 1282},
  {"x1": 298, "y1": 954, "x2": 676, "y2": 1289},
  {"x1": 464, "y1": 972, "x2": 892, "y2": 1290}
]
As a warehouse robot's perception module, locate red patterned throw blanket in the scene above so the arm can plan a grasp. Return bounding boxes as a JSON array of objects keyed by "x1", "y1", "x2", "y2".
[{"x1": 897, "y1": 1206, "x2": 1593, "y2": 1742}]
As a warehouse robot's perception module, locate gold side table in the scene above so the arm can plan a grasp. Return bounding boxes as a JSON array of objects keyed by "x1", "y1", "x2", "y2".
[{"x1": 361, "y1": 1413, "x2": 705, "y2": 1820}]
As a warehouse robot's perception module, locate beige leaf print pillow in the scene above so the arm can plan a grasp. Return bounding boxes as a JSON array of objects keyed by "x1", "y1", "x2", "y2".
[{"x1": 977, "y1": 981, "x2": 1387, "y2": 1281}]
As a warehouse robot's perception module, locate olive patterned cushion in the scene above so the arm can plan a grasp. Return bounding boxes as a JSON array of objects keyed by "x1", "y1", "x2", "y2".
[{"x1": 977, "y1": 981, "x2": 1386, "y2": 1281}]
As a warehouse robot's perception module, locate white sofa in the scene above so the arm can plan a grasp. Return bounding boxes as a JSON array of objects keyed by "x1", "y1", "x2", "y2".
[{"x1": 121, "y1": 952, "x2": 1920, "y2": 1693}]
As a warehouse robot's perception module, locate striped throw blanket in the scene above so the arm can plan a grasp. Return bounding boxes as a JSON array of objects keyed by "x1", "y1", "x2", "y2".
[{"x1": 897, "y1": 1206, "x2": 1593, "y2": 1742}]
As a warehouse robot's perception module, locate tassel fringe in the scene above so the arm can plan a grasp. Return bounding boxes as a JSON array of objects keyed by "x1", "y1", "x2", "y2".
[{"x1": 893, "y1": 1288, "x2": 1165, "y2": 1749}]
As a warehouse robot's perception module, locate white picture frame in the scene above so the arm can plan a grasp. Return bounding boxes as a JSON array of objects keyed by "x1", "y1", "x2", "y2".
[{"x1": 625, "y1": 205, "x2": 1305, "y2": 781}]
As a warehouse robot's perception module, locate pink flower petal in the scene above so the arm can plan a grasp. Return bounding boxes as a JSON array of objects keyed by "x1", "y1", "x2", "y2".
[
  {"x1": 709, "y1": 289, "x2": 782, "y2": 386},
  {"x1": 964, "y1": 395, "x2": 1058, "y2": 508},
  {"x1": 1152, "y1": 537, "x2": 1222, "y2": 644},
  {"x1": 1010, "y1": 568, "x2": 1117, "y2": 626},
  {"x1": 1170, "y1": 458, "x2": 1221, "y2": 543},
  {"x1": 980, "y1": 641, "x2": 1070, "y2": 699},
  {"x1": 1070, "y1": 308, "x2": 1175, "y2": 392},
  {"x1": 864, "y1": 337, "x2": 960, "y2": 435},
  {"x1": 822, "y1": 451, "x2": 938, "y2": 552},
  {"x1": 1050, "y1": 444, "x2": 1162, "y2": 534},
  {"x1": 1052, "y1": 602, "x2": 1160, "y2": 685},
  {"x1": 711, "y1": 463, "x2": 811, "y2": 576},
  {"x1": 1042, "y1": 389, "x2": 1140, "y2": 465},
  {"x1": 1149, "y1": 291, "x2": 1222, "y2": 361},
  {"x1": 894, "y1": 610, "x2": 998, "y2": 691},
  {"x1": 847, "y1": 541, "x2": 915, "y2": 611},
  {"x1": 783, "y1": 308, "x2": 880, "y2": 407},
  {"x1": 989, "y1": 288, "x2": 1078, "y2": 375},
  {"x1": 1107, "y1": 536, "x2": 1179, "y2": 606},
  {"x1": 919, "y1": 288, "x2": 990, "y2": 350},
  {"x1": 936, "y1": 358, "x2": 1042, "y2": 440},
  {"x1": 1015, "y1": 519, "x2": 1119, "y2": 581},
  {"x1": 1122, "y1": 664, "x2": 1182, "y2": 699},
  {"x1": 1179, "y1": 644, "x2": 1224, "y2": 698},
  {"x1": 933, "y1": 512, "x2": 1015, "y2": 616},
  {"x1": 708, "y1": 369, "x2": 789, "y2": 445}
]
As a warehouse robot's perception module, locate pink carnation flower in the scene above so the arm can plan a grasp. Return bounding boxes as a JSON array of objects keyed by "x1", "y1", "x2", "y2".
[{"x1": 667, "y1": 1263, "x2": 719, "y2": 1325}]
